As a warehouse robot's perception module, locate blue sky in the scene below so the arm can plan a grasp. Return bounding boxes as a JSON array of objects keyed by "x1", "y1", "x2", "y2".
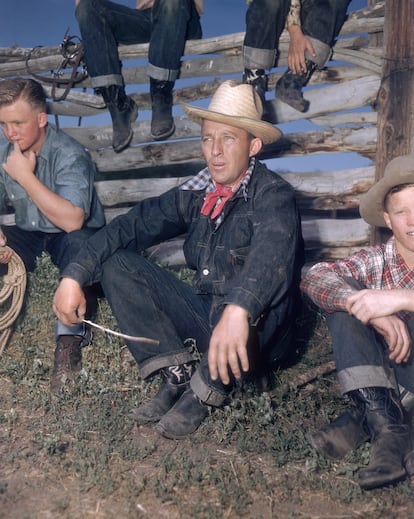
[{"x1": 0, "y1": 0, "x2": 370, "y2": 171}]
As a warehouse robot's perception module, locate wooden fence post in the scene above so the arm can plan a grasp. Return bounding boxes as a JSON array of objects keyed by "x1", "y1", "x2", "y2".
[{"x1": 373, "y1": 0, "x2": 414, "y2": 244}]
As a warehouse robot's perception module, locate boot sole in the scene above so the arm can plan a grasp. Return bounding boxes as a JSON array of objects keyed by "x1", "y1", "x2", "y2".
[
  {"x1": 151, "y1": 123, "x2": 176, "y2": 142},
  {"x1": 359, "y1": 467, "x2": 407, "y2": 490}
]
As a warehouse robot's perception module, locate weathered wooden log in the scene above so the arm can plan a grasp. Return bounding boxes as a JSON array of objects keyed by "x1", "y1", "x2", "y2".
[
  {"x1": 144, "y1": 218, "x2": 370, "y2": 268},
  {"x1": 94, "y1": 167, "x2": 374, "y2": 207},
  {"x1": 79, "y1": 124, "x2": 376, "y2": 174},
  {"x1": 45, "y1": 64, "x2": 377, "y2": 119}
]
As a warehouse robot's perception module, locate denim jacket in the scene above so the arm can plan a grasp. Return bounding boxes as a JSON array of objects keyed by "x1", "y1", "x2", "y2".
[{"x1": 63, "y1": 160, "x2": 303, "y2": 324}]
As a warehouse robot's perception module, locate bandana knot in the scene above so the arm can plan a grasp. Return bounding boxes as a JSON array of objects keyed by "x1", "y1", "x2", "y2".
[{"x1": 200, "y1": 183, "x2": 234, "y2": 219}]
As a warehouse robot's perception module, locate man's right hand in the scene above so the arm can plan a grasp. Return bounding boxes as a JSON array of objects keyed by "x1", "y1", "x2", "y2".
[{"x1": 53, "y1": 277, "x2": 86, "y2": 326}]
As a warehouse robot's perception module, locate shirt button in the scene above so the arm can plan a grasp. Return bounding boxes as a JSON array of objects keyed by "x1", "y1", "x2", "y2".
[
  {"x1": 31, "y1": 221, "x2": 36, "y2": 226},
  {"x1": 202, "y1": 268, "x2": 209, "y2": 276}
]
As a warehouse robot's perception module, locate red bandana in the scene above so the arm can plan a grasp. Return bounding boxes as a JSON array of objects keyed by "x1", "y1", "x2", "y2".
[{"x1": 201, "y1": 183, "x2": 234, "y2": 219}]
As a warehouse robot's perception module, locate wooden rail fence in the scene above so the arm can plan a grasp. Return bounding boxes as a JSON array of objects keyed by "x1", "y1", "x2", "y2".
[{"x1": 0, "y1": 1, "x2": 385, "y2": 266}]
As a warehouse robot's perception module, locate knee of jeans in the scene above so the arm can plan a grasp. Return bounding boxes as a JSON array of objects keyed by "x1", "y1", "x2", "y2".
[
  {"x1": 156, "y1": 0, "x2": 190, "y2": 18},
  {"x1": 75, "y1": 0, "x2": 95, "y2": 23}
]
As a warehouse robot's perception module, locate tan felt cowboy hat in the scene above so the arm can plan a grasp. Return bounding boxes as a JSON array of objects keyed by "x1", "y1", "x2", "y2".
[
  {"x1": 182, "y1": 80, "x2": 282, "y2": 145},
  {"x1": 359, "y1": 154, "x2": 414, "y2": 227}
]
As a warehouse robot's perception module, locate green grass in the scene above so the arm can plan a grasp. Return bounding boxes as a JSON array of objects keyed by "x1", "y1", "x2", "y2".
[{"x1": 0, "y1": 253, "x2": 413, "y2": 518}]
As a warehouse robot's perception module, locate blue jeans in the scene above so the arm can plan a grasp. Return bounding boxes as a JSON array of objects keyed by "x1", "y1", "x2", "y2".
[
  {"x1": 75, "y1": 0, "x2": 202, "y2": 88},
  {"x1": 1, "y1": 226, "x2": 99, "y2": 340},
  {"x1": 243, "y1": 0, "x2": 351, "y2": 70},
  {"x1": 326, "y1": 311, "x2": 414, "y2": 395},
  {"x1": 101, "y1": 251, "x2": 295, "y2": 406}
]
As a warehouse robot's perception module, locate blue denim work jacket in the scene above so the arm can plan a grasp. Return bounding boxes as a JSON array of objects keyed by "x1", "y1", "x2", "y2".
[{"x1": 64, "y1": 160, "x2": 303, "y2": 326}]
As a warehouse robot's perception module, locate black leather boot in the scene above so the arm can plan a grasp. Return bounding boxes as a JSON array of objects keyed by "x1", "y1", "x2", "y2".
[
  {"x1": 155, "y1": 387, "x2": 209, "y2": 439},
  {"x1": 275, "y1": 59, "x2": 317, "y2": 112},
  {"x1": 97, "y1": 85, "x2": 138, "y2": 153},
  {"x1": 309, "y1": 403, "x2": 369, "y2": 460},
  {"x1": 242, "y1": 68, "x2": 268, "y2": 108},
  {"x1": 354, "y1": 387, "x2": 410, "y2": 490},
  {"x1": 129, "y1": 363, "x2": 194, "y2": 425},
  {"x1": 150, "y1": 78, "x2": 175, "y2": 141}
]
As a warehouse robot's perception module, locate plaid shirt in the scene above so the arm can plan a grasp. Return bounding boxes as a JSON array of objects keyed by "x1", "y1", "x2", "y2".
[{"x1": 301, "y1": 237, "x2": 414, "y2": 321}]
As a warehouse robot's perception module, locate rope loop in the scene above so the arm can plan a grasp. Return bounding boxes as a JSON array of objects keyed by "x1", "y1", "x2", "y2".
[{"x1": 0, "y1": 246, "x2": 27, "y2": 354}]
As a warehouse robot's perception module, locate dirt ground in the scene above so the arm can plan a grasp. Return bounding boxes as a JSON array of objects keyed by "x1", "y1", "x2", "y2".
[{"x1": 1, "y1": 260, "x2": 414, "y2": 518}]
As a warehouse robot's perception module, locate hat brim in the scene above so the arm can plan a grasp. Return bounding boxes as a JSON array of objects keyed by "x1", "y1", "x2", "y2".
[
  {"x1": 182, "y1": 104, "x2": 282, "y2": 145},
  {"x1": 359, "y1": 157, "x2": 414, "y2": 227}
]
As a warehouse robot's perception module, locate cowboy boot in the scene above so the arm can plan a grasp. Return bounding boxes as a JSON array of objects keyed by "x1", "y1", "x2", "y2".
[
  {"x1": 129, "y1": 362, "x2": 194, "y2": 424},
  {"x1": 150, "y1": 78, "x2": 175, "y2": 141},
  {"x1": 97, "y1": 85, "x2": 138, "y2": 153},
  {"x1": 354, "y1": 387, "x2": 410, "y2": 490},
  {"x1": 155, "y1": 387, "x2": 209, "y2": 439},
  {"x1": 243, "y1": 68, "x2": 268, "y2": 108},
  {"x1": 50, "y1": 335, "x2": 83, "y2": 395},
  {"x1": 309, "y1": 402, "x2": 369, "y2": 460},
  {"x1": 275, "y1": 59, "x2": 317, "y2": 112}
]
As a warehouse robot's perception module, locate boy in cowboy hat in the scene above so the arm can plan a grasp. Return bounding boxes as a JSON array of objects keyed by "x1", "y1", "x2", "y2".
[
  {"x1": 52, "y1": 80, "x2": 304, "y2": 439},
  {"x1": 301, "y1": 154, "x2": 414, "y2": 490}
]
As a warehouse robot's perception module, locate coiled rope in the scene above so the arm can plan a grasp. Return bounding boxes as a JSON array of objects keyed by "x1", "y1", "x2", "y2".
[{"x1": 0, "y1": 246, "x2": 27, "y2": 354}]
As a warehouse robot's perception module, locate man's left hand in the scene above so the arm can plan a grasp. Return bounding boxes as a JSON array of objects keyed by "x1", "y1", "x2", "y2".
[{"x1": 208, "y1": 304, "x2": 250, "y2": 385}]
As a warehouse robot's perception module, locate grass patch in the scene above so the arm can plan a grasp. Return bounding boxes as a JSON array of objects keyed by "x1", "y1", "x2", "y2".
[{"x1": 0, "y1": 253, "x2": 413, "y2": 518}]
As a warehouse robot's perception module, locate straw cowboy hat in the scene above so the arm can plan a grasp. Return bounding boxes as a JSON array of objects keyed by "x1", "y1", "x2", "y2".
[
  {"x1": 182, "y1": 80, "x2": 282, "y2": 145},
  {"x1": 359, "y1": 154, "x2": 414, "y2": 227}
]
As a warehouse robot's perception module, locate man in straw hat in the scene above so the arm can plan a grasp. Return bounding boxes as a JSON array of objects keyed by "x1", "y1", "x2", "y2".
[
  {"x1": 53, "y1": 80, "x2": 303, "y2": 439},
  {"x1": 301, "y1": 154, "x2": 414, "y2": 490}
]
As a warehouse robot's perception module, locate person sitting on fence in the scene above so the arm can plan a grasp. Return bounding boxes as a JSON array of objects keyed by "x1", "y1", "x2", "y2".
[
  {"x1": 74, "y1": 0, "x2": 203, "y2": 152},
  {"x1": 300, "y1": 154, "x2": 414, "y2": 490},
  {"x1": 0, "y1": 78, "x2": 105, "y2": 395},
  {"x1": 52, "y1": 80, "x2": 304, "y2": 439},
  {"x1": 242, "y1": 0, "x2": 350, "y2": 112}
]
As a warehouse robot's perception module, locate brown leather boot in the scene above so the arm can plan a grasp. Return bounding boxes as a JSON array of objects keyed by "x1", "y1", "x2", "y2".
[{"x1": 50, "y1": 335, "x2": 83, "y2": 395}]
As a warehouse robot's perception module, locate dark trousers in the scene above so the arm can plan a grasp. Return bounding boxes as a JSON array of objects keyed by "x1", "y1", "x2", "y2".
[
  {"x1": 243, "y1": 0, "x2": 351, "y2": 69},
  {"x1": 326, "y1": 311, "x2": 414, "y2": 395},
  {"x1": 2, "y1": 226, "x2": 100, "y2": 339},
  {"x1": 101, "y1": 250, "x2": 295, "y2": 405},
  {"x1": 75, "y1": 0, "x2": 202, "y2": 84}
]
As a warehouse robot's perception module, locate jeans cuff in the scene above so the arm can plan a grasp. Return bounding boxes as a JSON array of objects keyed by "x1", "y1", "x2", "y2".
[
  {"x1": 338, "y1": 365, "x2": 398, "y2": 395},
  {"x1": 305, "y1": 37, "x2": 331, "y2": 68},
  {"x1": 91, "y1": 74, "x2": 124, "y2": 89},
  {"x1": 147, "y1": 63, "x2": 179, "y2": 82},
  {"x1": 242, "y1": 45, "x2": 278, "y2": 71},
  {"x1": 190, "y1": 369, "x2": 227, "y2": 407},
  {"x1": 140, "y1": 349, "x2": 194, "y2": 380},
  {"x1": 54, "y1": 320, "x2": 91, "y2": 346}
]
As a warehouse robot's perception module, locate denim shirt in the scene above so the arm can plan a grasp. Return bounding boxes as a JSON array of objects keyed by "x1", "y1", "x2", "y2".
[
  {"x1": 0, "y1": 125, "x2": 105, "y2": 232},
  {"x1": 63, "y1": 160, "x2": 303, "y2": 323}
]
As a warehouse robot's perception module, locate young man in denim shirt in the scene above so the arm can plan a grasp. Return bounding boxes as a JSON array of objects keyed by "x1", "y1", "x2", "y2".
[
  {"x1": 74, "y1": 0, "x2": 203, "y2": 151},
  {"x1": 0, "y1": 78, "x2": 105, "y2": 394},
  {"x1": 53, "y1": 80, "x2": 304, "y2": 439},
  {"x1": 243, "y1": 0, "x2": 350, "y2": 112}
]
